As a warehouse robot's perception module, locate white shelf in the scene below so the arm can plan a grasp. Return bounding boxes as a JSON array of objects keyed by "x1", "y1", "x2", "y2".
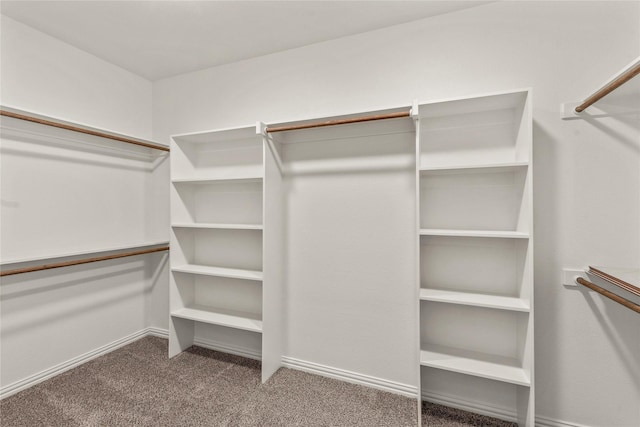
[
  {"x1": 419, "y1": 229, "x2": 529, "y2": 239},
  {"x1": 0, "y1": 104, "x2": 168, "y2": 157},
  {"x1": 172, "y1": 264, "x2": 263, "y2": 281},
  {"x1": 172, "y1": 176, "x2": 262, "y2": 184},
  {"x1": 171, "y1": 305, "x2": 262, "y2": 333},
  {"x1": 172, "y1": 124, "x2": 258, "y2": 144},
  {"x1": 172, "y1": 223, "x2": 263, "y2": 231},
  {"x1": 420, "y1": 161, "x2": 529, "y2": 174},
  {"x1": 420, "y1": 289, "x2": 530, "y2": 312},
  {"x1": 0, "y1": 240, "x2": 170, "y2": 266},
  {"x1": 420, "y1": 344, "x2": 530, "y2": 387}
]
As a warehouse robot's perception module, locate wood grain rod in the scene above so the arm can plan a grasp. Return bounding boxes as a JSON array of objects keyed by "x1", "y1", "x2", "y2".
[
  {"x1": 575, "y1": 62, "x2": 640, "y2": 113},
  {"x1": 265, "y1": 111, "x2": 411, "y2": 133},
  {"x1": 588, "y1": 266, "x2": 640, "y2": 297},
  {"x1": 576, "y1": 277, "x2": 640, "y2": 313},
  {"x1": 0, "y1": 110, "x2": 170, "y2": 152},
  {"x1": 0, "y1": 246, "x2": 170, "y2": 277}
]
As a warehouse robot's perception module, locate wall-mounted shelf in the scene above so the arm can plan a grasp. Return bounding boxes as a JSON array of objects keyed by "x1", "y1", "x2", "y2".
[
  {"x1": 1, "y1": 105, "x2": 168, "y2": 156},
  {"x1": 171, "y1": 176, "x2": 263, "y2": 184},
  {"x1": 172, "y1": 264, "x2": 263, "y2": 281},
  {"x1": 171, "y1": 223, "x2": 263, "y2": 231},
  {"x1": 419, "y1": 161, "x2": 529, "y2": 174},
  {"x1": 561, "y1": 56, "x2": 640, "y2": 118},
  {"x1": 171, "y1": 306, "x2": 262, "y2": 333},
  {"x1": 419, "y1": 229, "x2": 529, "y2": 239},
  {"x1": 420, "y1": 344, "x2": 530, "y2": 387},
  {"x1": 419, "y1": 289, "x2": 530, "y2": 312}
]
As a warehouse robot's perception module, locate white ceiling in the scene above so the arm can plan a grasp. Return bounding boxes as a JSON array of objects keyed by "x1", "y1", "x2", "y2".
[{"x1": 1, "y1": 1, "x2": 487, "y2": 81}]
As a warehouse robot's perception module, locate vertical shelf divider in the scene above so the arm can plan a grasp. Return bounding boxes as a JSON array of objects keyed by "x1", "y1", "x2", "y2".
[{"x1": 261, "y1": 122, "x2": 286, "y2": 383}]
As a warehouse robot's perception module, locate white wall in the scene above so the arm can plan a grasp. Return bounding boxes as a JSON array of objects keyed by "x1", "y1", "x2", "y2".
[
  {"x1": 0, "y1": 15, "x2": 169, "y2": 395},
  {"x1": 153, "y1": 2, "x2": 640, "y2": 426}
]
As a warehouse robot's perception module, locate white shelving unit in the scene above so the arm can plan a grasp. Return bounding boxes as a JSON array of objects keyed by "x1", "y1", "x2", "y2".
[
  {"x1": 168, "y1": 91, "x2": 533, "y2": 425},
  {"x1": 415, "y1": 89, "x2": 534, "y2": 426},
  {"x1": 169, "y1": 124, "x2": 284, "y2": 382}
]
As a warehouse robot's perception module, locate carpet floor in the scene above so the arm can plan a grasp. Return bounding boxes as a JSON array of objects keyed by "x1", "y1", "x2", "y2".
[{"x1": 0, "y1": 337, "x2": 515, "y2": 426}]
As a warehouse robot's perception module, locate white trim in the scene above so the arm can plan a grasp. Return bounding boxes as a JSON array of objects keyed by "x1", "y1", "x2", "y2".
[
  {"x1": 421, "y1": 389, "x2": 517, "y2": 423},
  {"x1": 535, "y1": 415, "x2": 591, "y2": 427},
  {"x1": 145, "y1": 326, "x2": 169, "y2": 339},
  {"x1": 0, "y1": 327, "x2": 595, "y2": 427},
  {"x1": 281, "y1": 356, "x2": 417, "y2": 398},
  {"x1": 193, "y1": 336, "x2": 262, "y2": 361},
  {"x1": 0, "y1": 327, "x2": 165, "y2": 400}
]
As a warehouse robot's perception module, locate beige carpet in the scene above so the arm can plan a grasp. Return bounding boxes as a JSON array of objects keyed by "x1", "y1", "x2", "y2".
[{"x1": 0, "y1": 337, "x2": 515, "y2": 426}]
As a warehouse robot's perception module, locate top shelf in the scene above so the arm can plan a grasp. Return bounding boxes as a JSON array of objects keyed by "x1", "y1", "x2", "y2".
[
  {"x1": 417, "y1": 89, "x2": 530, "y2": 119},
  {"x1": 172, "y1": 124, "x2": 258, "y2": 144},
  {"x1": 1, "y1": 105, "x2": 168, "y2": 155},
  {"x1": 588, "y1": 266, "x2": 640, "y2": 297}
]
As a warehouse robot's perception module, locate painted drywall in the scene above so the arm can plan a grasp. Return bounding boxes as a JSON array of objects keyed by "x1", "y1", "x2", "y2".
[
  {"x1": 0, "y1": 16, "x2": 152, "y2": 138},
  {"x1": 153, "y1": 2, "x2": 640, "y2": 426},
  {"x1": 0, "y1": 15, "x2": 168, "y2": 394}
]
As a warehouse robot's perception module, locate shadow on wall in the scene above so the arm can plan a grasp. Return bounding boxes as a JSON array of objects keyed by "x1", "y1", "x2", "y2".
[
  {"x1": 580, "y1": 89, "x2": 640, "y2": 154},
  {"x1": 0, "y1": 254, "x2": 169, "y2": 336}
]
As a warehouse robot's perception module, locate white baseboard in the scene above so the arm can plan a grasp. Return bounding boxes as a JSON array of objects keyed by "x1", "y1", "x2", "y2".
[
  {"x1": 422, "y1": 389, "x2": 517, "y2": 423},
  {"x1": 0, "y1": 331, "x2": 599, "y2": 427},
  {"x1": 146, "y1": 326, "x2": 169, "y2": 339},
  {"x1": 0, "y1": 327, "x2": 166, "y2": 400},
  {"x1": 193, "y1": 336, "x2": 262, "y2": 361},
  {"x1": 281, "y1": 356, "x2": 417, "y2": 398},
  {"x1": 535, "y1": 415, "x2": 591, "y2": 427}
]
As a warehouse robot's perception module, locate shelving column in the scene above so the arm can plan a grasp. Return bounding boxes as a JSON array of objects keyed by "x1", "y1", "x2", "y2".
[
  {"x1": 416, "y1": 90, "x2": 534, "y2": 426},
  {"x1": 169, "y1": 124, "x2": 282, "y2": 381}
]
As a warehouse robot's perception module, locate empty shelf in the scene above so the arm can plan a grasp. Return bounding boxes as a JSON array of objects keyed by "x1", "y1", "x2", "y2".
[
  {"x1": 172, "y1": 176, "x2": 263, "y2": 184},
  {"x1": 171, "y1": 264, "x2": 263, "y2": 281},
  {"x1": 420, "y1": 344, "x2": 530, "y2": 386},
  {"x1": 420, "y1": 229, "x2": 529, "y2": 239},
  {"x1": 420, "y1": 162, "x2": 529, "y2": 173},
  {"x1": 171, "y1": 305, "x2": 262, "y2": 333},
  {"x1": 172, "y1": 223, "x2": 263, "y2": 230},
  {"x1": 420, "y1": 289, "x2": 530, "y2": 312}
]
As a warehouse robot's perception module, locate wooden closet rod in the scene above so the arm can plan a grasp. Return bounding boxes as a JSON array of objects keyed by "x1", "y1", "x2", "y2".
[
  {"x1": 0, "y1": 110, "x2": 170, "y2": 152},
  {"x1": 576, "y1": 277, "x2": 640, "y2": 313},
  {"x1": 0, "y1": 246, "x2": 169, "y2": 277},
  {"x1": 575, "y1": 61, "x2": 640, "y2": 113},
  {"x1": 265, "y1": 111, "x2": 410, "y2": 133},
  {"x1": 588, "y1": 266, "x2": 640, "y2": 297}
]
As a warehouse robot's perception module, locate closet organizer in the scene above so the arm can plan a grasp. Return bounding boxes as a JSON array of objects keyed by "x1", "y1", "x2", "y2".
[
  {"x1": 169, "y1": 89, "x2": 534, "y2": 426},
  {"x1": 0, "y1": 107, "x2": 169, "y2": 398},
  {"x1": 0, "y1": 107, "x2": 169, "y2": 273}
]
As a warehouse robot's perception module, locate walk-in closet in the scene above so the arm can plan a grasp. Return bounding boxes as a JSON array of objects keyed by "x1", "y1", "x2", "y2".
[{"x1": 1, "y1": 2, "x2": 639, "y2": 427}]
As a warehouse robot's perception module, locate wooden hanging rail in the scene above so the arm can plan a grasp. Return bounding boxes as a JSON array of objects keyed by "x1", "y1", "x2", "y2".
[
  {"x1": 576, "y1": 277, "x2": 640, "y2": 314},
  {"x1": 588, "y1": 266, "x2": 640, "y2": 297},
  {"x1": 0, "y1": 246, "x2": 169, "y2": 277},
  {"x1": 265, "y1": 111, "x2": 410, "y2": 133},
  {"x1": 575, "y1": 59, "x2": 640, "y2": 113},
  {"x1": 0, "y1": 109, "x2": 170, "y2": 152}
]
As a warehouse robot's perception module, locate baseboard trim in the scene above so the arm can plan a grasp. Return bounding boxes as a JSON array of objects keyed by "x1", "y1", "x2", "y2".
[
  {"x1": 0, "y1": 331, "x2": 603, "y2": 427},
  {"x1": 422, "y1": 389, "x2": 517, "y2": 423},
  {"x1": 535, "y1": 415, "x2": 591, "y2": 427},
  {"x1": 0, "y1": 327, "x2": 165, "y2": 400},
  {"x1": 146, "y1": 326, "x2": 169, "y2": 339},
  {"x1": 281, "y1": 356, "x2": 417, "y2": 398},
  {"x1": 193, "y1": 337, "x2": 262, "y2": 361}
]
